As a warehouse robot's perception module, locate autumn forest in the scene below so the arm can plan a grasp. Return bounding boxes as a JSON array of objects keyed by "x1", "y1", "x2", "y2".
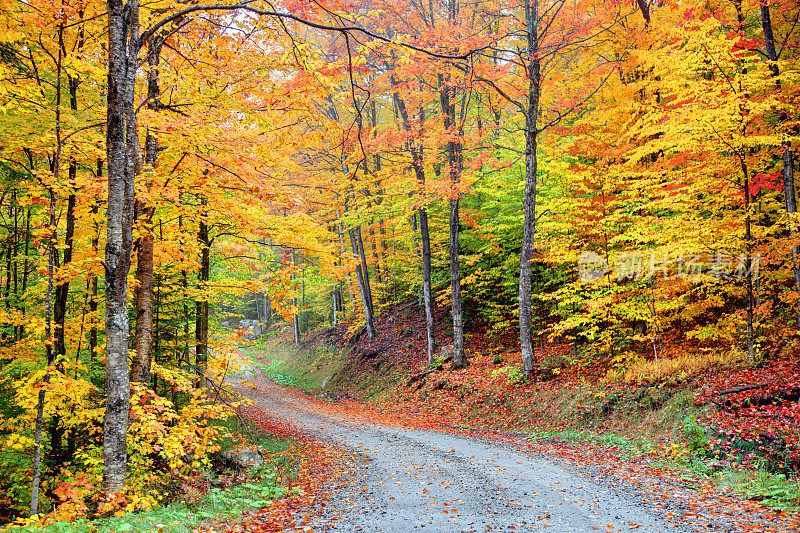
[{"x1": 1, "y1": 0, "x2": 800, "y2": 528}]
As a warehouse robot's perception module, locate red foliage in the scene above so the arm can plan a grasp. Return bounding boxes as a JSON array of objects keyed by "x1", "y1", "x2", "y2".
[
  {"x1": 696, "y1": 358, "x2": 800, "y2": 470},
  {"x1": 750, "y1": 172, "x2": 783, "y2": 196}
]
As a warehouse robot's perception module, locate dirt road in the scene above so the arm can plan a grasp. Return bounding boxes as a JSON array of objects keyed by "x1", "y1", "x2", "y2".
[{"x1": 229, "y1": 367, "x2": 694, "y2": 533}]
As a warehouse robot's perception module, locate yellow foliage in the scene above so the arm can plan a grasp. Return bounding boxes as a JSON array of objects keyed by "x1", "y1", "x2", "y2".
[
  {"x1": 126, "y1": 378, "x2": 232, "y2": 502},
  {"x1": 604, "y1": 349, "x2": 745, "y2": 386}
]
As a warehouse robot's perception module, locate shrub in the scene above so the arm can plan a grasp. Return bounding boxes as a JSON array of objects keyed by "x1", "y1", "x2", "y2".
[{"x1": 490, "y1": 366, "x2": 528, "y2": 385}]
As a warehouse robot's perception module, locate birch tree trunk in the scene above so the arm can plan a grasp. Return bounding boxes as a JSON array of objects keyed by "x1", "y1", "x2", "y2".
[
  {"x1": 104, "y1": 0, "x2": 137, "y2": 491},
  {"x1": 519, "y1": 0, "x2": 541, "y2": 376}
]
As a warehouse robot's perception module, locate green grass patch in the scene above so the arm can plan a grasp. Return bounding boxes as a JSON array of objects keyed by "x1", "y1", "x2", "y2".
[
  {"x1": 715, "y1": 469, "x2": 800, "y2": 511},
  {"x1": 527, "y1": 428, "x2": 654, "y2": 458},
  {"x1": 238, "y1": 338, "x2": 346, "y2": 392},
  {"x1": 211, "y1": 414, "x2": 292, "y2": 458}
]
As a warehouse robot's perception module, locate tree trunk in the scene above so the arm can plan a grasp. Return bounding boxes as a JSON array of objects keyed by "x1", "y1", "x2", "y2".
[
  {"x1": 448, "y1": 197, "x2": 464, "y2": 368},
  {"x1": 334, "y1": 217, "x2": 352, "y2": 318},
  {"x1": 759, "y1": 6, "x2": 796, "y2": 328},
  {"x1": 519, "y1": 0, "x2": 541, "y2": 376},
  {"x1": 132, "y1": 38, "x2": 162, "y2": 384},
  {"x1": 379, "y1": 220, "x2": 389, "y2": 299},
  {"x1": 302, "y1": 266, "x2": 307, "y2": 331},
  {"x1": 784, "y1": 144, "x2": 800, "y2": 328},
  {"x1": 10, "y1": 193, "x2": 17, "y2": 340},
  {"x1": 4, "y1": 211, "x2": 11, "y2": 315},
  {"x1": 53, "y1": 192, "x2": 75, "y2": 360},
  {"x1": 48, "y1": 67, "x2": 81, "y2": 468},
  {"x1": 741, "y1": 160, "x2": 756, "y2": 365},
  {"x1": 440, "y1": 75, "x2": 465, "y2": 369},
  {"x1": 392, "y1": 89, "x2": 436, "y2": 365},
  {"x1": 759, "y1": 3, "x2": 780, "y2": 79},
  {"x1": 195, "y1": 197, "x2": 210, "y2": 387},
  {"x1": 33, "y1": 39, "x2": 64, "y2": 511},
  {"x1": 31, "y1": 188, "x2": 57, "y2": 517},
  {"x1": 348, "y1": 226, "x2": 376, "y2": 338},
  {"x1": 420, "y1": 208, "x2": 435, "y2": 366},
  {"x1": 179, "y1": 199, "x2": 189, "y2": 371},
  {"x1": 152, "y1": 272, "x2": 161, "y2": 392},
  {"x1": 49, "y1": 190, "x2": 74, "y2": 467},
  {"x1": 17, "y1": 205, "x2": 31, "y2": 340},
  {"x1": 103, "y1": 0, "x2": 138, "y2": 493},
  {"x1": 369, "y1": 223, "x2": 383, "y2": 299},
  {"x1": 332, "y1": 287, "x2": 339, "y2": 327},
  {"x1": 12, "y1": 195, "x2": 18, "y2": 324},
  {"x1": 291, "y1": 249, "x2": 300, "y2": 344},
  {"x1": 343, "y1": 195, "x2": 376, "y2": 338},
  {"x1": 132, "y1": 229, "x2": 154, "y2": 383},
  {"x1": 89, "y1": 162, "x2": 101, "y2": 360},
  {"x1": 355, "y1": 226, "x2": 375, "y2": 319}
]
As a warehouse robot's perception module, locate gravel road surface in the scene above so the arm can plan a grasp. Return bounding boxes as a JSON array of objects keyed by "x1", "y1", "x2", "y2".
[{"x1": 229, "y1": 367, "x2": 686, "y2": 533}]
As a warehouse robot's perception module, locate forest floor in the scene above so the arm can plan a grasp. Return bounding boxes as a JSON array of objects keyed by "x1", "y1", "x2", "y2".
[{"x1": 220, "y1": 328, "x2": 800, "y2": 533}]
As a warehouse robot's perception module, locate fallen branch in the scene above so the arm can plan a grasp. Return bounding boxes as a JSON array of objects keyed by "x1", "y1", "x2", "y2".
[
  {"x1": 717, "y1": 382, "x2": 772, "y2": 396},
  {"x1": 196, "y1": 368, "x2": 260, "y2": 442},
  {"x1": 392, "y1": 300, "x2": 417, "y2": 313},
  {"x1": 406, "y1": 369, "x2": 435, "y2": 386}
]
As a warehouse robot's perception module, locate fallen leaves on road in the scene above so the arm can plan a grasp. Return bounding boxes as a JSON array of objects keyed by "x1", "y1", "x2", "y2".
[{"x1": 211, "y1": 364, "x2": 800, "y2": 533}]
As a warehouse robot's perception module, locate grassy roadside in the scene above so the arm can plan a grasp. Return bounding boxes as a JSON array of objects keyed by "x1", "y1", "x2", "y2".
[
  {"x1": 242, "y1": 331, "x2": 800, "y2": 512},
  {"x1": 238, "y1": 337, "x2": 347, "y2": 392},
  {"x1": 5, "y1": 417, "x2": 296, "y2": 533}
]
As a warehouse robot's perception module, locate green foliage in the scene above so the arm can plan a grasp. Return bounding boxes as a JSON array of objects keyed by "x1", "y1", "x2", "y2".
[
  {"x1": 5, "y1": 413, "x2": 294, "y2": 532},
  {"x1": 490, "y1": 365, "x2": 527, "y2": 385},
  {"x1": 682, "y1": 415, "x2": 711, "y2": 456},
  {"x1": 527, "y1": 429, "x2": 653, "y2": 459}
]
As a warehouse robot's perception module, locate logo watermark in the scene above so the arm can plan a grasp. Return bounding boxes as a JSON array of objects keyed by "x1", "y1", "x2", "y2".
[
  {"x1": 578, "y1": 251, "x2": 608, "y2": 282},
  {"x1": 577, "y1": 251, "x2": 761, "y2": 283}
]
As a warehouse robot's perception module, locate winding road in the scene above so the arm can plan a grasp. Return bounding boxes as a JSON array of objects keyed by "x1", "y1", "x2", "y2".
[{"x1": 228, "y1": 365, "x2": 691, "y2": 533}]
